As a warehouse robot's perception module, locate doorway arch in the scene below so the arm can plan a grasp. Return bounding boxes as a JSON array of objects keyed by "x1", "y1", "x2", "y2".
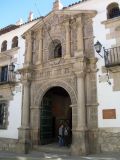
[
  {"x1": 35, "y1": 80, "x2": 77, "y2": 107},
  {"x1": 40, "y1": 86, "x2": 72, "y2": 145}
]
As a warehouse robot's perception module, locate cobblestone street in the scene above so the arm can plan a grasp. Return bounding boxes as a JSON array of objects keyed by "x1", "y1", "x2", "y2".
[{"x1": 0, "y1": 151, "x2": 120, "y2": 160}]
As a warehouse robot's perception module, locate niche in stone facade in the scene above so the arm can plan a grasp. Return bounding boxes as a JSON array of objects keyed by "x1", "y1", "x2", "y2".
[{"x1": 48, "y1": 39, "x2": 62, "y2": 59}]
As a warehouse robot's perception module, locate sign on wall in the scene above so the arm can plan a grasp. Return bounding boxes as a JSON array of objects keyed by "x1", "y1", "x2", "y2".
[{"x1": 102, "y1": 109, "x2": 116, "y2": 119}]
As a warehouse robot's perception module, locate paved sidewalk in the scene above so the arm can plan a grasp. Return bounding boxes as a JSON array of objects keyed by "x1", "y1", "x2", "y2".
[{"x1": 0, "y1": 151, "x2": 120, "y2": 160}]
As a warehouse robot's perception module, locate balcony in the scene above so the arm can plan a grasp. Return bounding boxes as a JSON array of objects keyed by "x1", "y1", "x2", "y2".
[
  {"x1": 0, "y1": 71, "x2": 16, "y2": 85},
  {"x1": 104, "y1": 46, "x2": 120, "y2": 68}
]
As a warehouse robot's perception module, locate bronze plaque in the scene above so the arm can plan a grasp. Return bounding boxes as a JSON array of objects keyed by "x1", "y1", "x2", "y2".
[{"x1": 102, "y1": 109, "x2": 116, "y2": 119}]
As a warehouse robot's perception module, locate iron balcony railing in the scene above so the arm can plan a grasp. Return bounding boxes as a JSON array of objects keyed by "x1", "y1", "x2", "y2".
[
  {"x1": 0, "y1": 71, "x2": 16, "y2": 85},
  {"x1": 104, "y1": 46, "x2": 120, "y2": 67}
]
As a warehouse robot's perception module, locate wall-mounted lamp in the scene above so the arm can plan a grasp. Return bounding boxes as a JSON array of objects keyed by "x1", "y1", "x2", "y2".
[
  {"x1": 94, "y1": 41, "x2": 111, "y2": 85},
  {"x1": 94, "y1": 41, "x2": 103, "y2": 58}
]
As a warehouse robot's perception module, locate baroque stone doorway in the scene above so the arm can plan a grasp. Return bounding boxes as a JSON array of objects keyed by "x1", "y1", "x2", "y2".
[{"x1": 40, "y1": 86, "x2": 72, "y2": 146}]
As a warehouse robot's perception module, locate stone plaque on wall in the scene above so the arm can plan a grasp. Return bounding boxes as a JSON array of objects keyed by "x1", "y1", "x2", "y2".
[{"x1": 102, "y1": 109, "x2": 116, "y2": 119}]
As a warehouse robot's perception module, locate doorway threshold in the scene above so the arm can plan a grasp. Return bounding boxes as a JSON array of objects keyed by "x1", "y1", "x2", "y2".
[{"x1": 33, "y1": 143, "x2": 71, "y2": 155}]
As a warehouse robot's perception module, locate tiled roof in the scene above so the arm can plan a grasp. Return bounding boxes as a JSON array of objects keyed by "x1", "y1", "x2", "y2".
[
  {"x1": 0, "y1": 16, "x2": 43, "y2": 36},
  {"x1": 63, "y1": 0, "x2": 83, "y2": 9},
  {"x1": 0, "y1": 0, "x2": 84, "y2": 35},
  {"x1": 20, "y1": 16, "x2": 43, "y2": 27},
  {"x1": 0, "y1": 25, "x2": 19, "y2": 35}
]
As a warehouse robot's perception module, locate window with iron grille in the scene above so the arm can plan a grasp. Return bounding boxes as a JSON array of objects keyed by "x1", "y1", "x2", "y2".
[{"x1": 0, "y1": 102, "x2": 8, "y2": 129}]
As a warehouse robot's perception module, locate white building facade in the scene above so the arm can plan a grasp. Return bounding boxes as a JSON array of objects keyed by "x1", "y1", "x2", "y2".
[
  {"x1": 69, "y1": 0, "x2": 120, "y2": 152},
  {"x1": 0, "y1": 17, "x2": 39, "y2": 151}
]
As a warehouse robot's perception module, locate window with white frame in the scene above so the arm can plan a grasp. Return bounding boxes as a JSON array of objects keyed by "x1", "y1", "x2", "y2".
[{"x1": 1, "y1": 40, "x2": 7, "y2": 52}]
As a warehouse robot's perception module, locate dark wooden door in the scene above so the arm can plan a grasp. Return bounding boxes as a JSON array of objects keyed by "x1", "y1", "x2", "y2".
[{"x1": 40, "y1": 97, "x2": 53, "y2": 145}]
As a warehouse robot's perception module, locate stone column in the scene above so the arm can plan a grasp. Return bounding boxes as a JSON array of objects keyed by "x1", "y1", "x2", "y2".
[
  {"x1": 75, "y1": 17, "x2": 84, "y2": 57},
  {"x1": 25, "y1": 32, "x2": 32, "y2": 66},
  {"x1": 22, "y1": 81, "x2": 30, "y2": 128},
  {"x1": 38, "y1": 28, "x2": 43, "y2": 65},
  {"x1": 76, "y1": 71, "x2": 86, "y2": 130},
  {"x1": 17, "y1": 80, "x2": 31, "y2": 153},
  {"x1": 71, "y1": 71, "x2": 89, "y2": 155},
  {"x1": 64, "y1": 21, "x2": 71, "y2": 59}
]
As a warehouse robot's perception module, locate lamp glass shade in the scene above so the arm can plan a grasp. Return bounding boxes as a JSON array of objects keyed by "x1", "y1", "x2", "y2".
[{"x1": 94, "y1": 41, "x2": 102, "y2": 53}]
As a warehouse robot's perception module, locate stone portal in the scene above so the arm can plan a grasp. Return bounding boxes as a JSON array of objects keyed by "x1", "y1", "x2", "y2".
[
  {"x1": 40, "y1": 86, "x2": 72, "y2": 145},
  {"x1": 18, "y1": 2, "x2": 99, "y2": 155}
]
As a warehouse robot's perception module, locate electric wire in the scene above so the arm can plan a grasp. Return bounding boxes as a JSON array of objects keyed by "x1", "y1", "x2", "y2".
[{"x1": 34, "y1": 2, "x2": 56, "y2": 48}]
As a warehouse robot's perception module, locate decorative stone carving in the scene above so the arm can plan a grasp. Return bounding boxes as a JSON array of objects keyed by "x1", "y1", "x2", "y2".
[
  {"x1": 34, "y1": 80, "x2": 77, "y2": 106},
  {"x1": 20, "y1": 8, "x2": 98, "y2": 155},
  {"x1": 75, "y1": 16, "x2": 84, "y2": 57},
  {"x1": 64, "y1": 20, "x2": 71, "y2": 58}
]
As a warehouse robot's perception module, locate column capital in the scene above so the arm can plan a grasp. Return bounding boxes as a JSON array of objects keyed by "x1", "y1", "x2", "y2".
[
  {"x1": 64, "y1": 20, "x2": 70, "y2": 30},
  {"x1": 22, "y1": 80, "x2": 31, "y2": 86},
  {"x1": 25, "y1": 31, "x2": 32, "y2": 41},
  {"x1": 21, "y1": 70, "x2": 32, "y2": 82},
  {"x1": 75, "y1": 71, "x2": 85, "y2": 78}
]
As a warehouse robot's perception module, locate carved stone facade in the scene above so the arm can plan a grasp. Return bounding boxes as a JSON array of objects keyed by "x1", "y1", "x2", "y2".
[{"x1": 18, "y1": 7, "x2": 99, "y2": 155}]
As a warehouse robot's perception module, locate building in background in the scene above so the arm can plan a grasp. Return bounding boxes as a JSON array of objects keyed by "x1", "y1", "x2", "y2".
[{"x1": 0, "y1": 13, "x2": 40, "y2": 151}]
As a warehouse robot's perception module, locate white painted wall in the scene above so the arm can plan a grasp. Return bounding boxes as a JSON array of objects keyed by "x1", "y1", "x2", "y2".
[
  {"x1": 70, "y1": 0, "x2": 120, "y2": 127},
  {"x1": 0, "y1": 20, "x2": 39, "y2": 139}
]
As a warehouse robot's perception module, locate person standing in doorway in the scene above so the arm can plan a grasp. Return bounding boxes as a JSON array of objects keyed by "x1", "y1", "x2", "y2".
[
  {"x1": 64, "y1": 123, "x2": 70, "y2": 147},
  {"x1": 58, "y1": 124, "x2": 64, "y2": 146}
]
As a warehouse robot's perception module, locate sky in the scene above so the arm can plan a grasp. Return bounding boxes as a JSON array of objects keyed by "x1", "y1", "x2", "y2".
[{"x1": 0, "y1": 0, "x2": 80, "y2": 28}]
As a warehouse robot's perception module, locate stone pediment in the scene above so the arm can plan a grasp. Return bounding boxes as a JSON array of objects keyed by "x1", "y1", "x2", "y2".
[{"x1": 23, "y1": 9, "x2": 97, "y2": 35}]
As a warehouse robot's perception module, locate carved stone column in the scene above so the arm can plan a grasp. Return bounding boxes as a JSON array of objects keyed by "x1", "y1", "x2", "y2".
[
  {"x1": 64, "y1": 21, "x2": 71, "y2": 59},
  {"x1": 37, "y1": 28, "x2": 43, "y2": 65},
  {"x1": 75, "y1": 17, "x2": 84, "y2": 57},
  {"x1": 25, "y1": 32, "x2": 32, "y2": 66},
  {"x1": 71, "y1": 71, "x2": 89, "y2": 155},
  {"x1": 22, "y1": 81, "x2": 30, "y2": 128},
  {"x1": 76, "y1": 71, "x2": 86, "y2": 130},
  {"x1": 17, "y1": 79, "x2": 31, "y2": 153}
]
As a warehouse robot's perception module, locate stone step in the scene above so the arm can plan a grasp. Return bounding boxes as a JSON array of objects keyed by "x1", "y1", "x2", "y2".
[{"x1": 33, "y1": 144, "x2": 71, "y2": 155}]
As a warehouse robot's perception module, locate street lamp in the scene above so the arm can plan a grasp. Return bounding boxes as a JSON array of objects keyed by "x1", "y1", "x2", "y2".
[
  {"x1": 94, "y1": 41, "x2": 111, "y2": 85},
  {"x1": 94, "y1": 41, "x2": 103, "y2": 58}
]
